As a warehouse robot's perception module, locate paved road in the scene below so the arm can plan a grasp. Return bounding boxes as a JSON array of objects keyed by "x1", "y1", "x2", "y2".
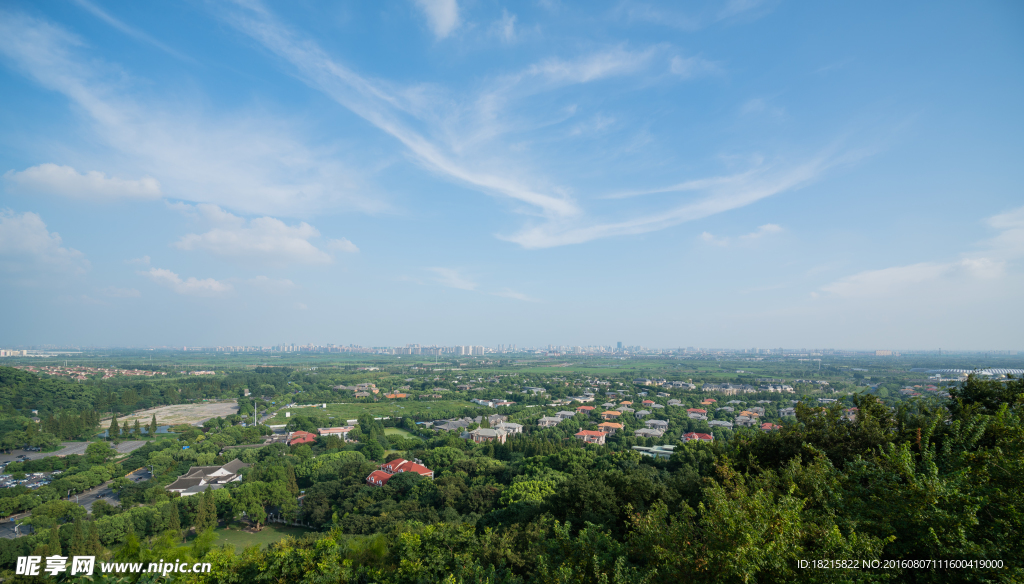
[{"x1": 0, "y1": 441, "x2": 147, "y2": 464}]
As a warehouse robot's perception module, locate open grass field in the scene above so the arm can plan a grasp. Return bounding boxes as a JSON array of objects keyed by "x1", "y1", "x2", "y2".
[
  {"x1": 213, "y1": 522, "x2": 312, "y2": 550},
  {"x1": 100, "y1": 402, "x2": 239, "y2": 427},
  {"x1": 383, "y1": 428, "x2": 412, "y2": 438},
  {"x1": 269, "y1": 399, "x2": 481, "y2": 423}
]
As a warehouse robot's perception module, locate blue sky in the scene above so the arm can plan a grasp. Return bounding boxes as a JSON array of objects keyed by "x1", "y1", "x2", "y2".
[{"x1": 0, "y1": 0, "x2": 1022, "y2": 350}]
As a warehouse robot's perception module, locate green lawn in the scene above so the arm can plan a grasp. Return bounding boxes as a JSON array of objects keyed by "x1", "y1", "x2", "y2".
[
  {"x1": 383, "y1": 428, "x2": 412, "y2": 438},
  {"x1": 213, "y1": 522, "x2": 312, "y2": 550},
  {"x1": 269, "y1": 399, "x2": 480, "y2": 423}
]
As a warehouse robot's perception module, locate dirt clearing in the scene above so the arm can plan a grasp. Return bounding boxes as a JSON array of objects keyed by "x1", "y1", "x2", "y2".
[{"x1": 101, "y1": 402, "x2": 239, "y2": 427}]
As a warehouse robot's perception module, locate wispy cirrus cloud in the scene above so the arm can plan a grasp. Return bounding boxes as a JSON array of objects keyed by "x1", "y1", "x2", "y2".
[
  {"x1": 504, "y1": 154, "x2": 835, "y2": 249},
  {"x1": 426, "y1": 267, "x2": 477, "y2": 291},
  {"x1": 69, "y1": 0, "x2": 191, "y2": 61},
  {"x1": 492, "y1": 288, "x2": 539, "y2": 302},
  {"x1": 4, "y1": 164, "x2": 162, "y2": 201},
  {"x1": 819, "y1": 206, "x2": 1024, "y2": 299},
  {"x1": 0, "y1": 10, "x2": 380, "y2": 218},
  {"x1": 219, "y1": 3, "x2": 832, "y2": 249},
  {"x1": 701, "y1": 223, "x2": 783, "y2": 246}
]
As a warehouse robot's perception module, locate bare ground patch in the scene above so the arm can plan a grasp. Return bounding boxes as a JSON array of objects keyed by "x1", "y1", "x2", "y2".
[{"x1": 101, "y1": 402, "x2": 239, "y2": 427}]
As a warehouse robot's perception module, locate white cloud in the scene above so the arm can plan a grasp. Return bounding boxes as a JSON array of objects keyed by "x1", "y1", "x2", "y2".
[
  {"x1": 427, "y1": 267, "x2": 477, "y2": 290},
  {"x1": 173, "y1": 204, "x2": 356, "y2": 266},
  {"x1": 413, "y1": 0, "x2": 460, "y2": 39},
  {"x1": 0, "y1": 12, "x2": 379, "y2": 217},
  {"x1": 669, "y1": 55, "x2": 721, "y2": 79},
  {"x1": 820, "y1": 259, "x2": 1003, "y2": 299},
  {"x1": 492, "y1": 10, "x2": 517, "y2": 43},
  {"x1": 141, "y1": 267, "x2": 232, "y2": 297},
  {"x1": 125, "y1": 255, "x2": 150, "y2": 265},
  {"x1": 742, "y1": 223, "x2": 783, "y2": 240},
  {"x1": 326, "y1": 238, "x2": 360, "y2": 253},
  {"x1": 0, "y1": 209, "x2": 88, "y2": 273},
  {"x1": 101, "y1": 286, "x2": 140, "y2": 298},
  {"x1": 4, "y1": 164, "x2": 162, "y2": 201},
  {"x1": 820, "y1": 205, "x2": 1024, "y2": 299}
]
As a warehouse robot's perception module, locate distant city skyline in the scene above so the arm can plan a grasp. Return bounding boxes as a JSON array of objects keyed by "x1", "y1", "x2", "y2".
[{"x1": 1, "y1": 1, "x2": 1022, "y2": 349}]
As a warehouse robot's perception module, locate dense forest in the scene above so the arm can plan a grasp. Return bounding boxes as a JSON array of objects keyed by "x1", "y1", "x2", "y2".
[{"x1": 0, "y1": 373, "x2": 1020, "y2": 583}]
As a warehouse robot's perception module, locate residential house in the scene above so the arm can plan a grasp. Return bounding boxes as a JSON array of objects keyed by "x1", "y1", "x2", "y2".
[
  {"x1": 597, "y1": 422, "x2": 623, "y2": 435},
  {"x1": 842, "y1": 407, "x2": 858, "y2": 422},
  {"x1": 538, "y1": 416, "x2": 562, "y2": 428},
  {"x1": 708, "y1": 420, "x2": 733, "y2": 429},
  {"x1": 494, "y1": 400, "x2": 516, "y2": 407},
  {"x1": 617, "y1": 406, "x2": 634, "y2": 413},
  {"x1": 749, "y1": 407, "x2": 765, "y2": 416},
  {"x1": 494, "y1": 422, "x2": 523, "y2": 434},
  {"x1": 380, "y1": 458, "x2": 434, "y2": 479},
  {"x1": 602, "y1": 402, "x2": 615, "y2": 408},
  {"x1": 686, "y1": 408, "x2": 708, "y2": 421},
  {"x1": 650, "y1": 404, "x2": 665, "y2": 409},
  {"x1": 464, "y1": 427, "x2": 509, "y2": 444},
  {"x1": 288, "y1": 430, "x2": 317, "y2": 446},
  {"x1": 716, "y1": 406, "x2": 734, "y2": 413},
  {"x1": 634, "y1": 428, "x2": 664, "y2": 438},
  {"x1": 556, "y1": 411, "x2": 577, "y2": 420},
  {"x1": 682, "y1": 432, "x2": 714, "y2": 443},
  {"x1": 600, "y1": 410, "x2": 623, "y2": 421},
  {"x1": 576, "y1": 405, "x2": 596, "y2": 414},
  {"x1": 619, "y1": 401, "x2": 633, "y2": 406},
  {"x1": 365, "y1": 470, "x2": 392, "y2": 487},
  {"x1": 761, "y1": 423, "x2": 782, "y2": 431},
  {"x1": 317, "y1": 426, "x2": 354, "y2": 440},
  {"x1": 734, "y1": 415, "x2": 757, "y2": 427},
  {"x1": 779, "y1": 407, "x2": 796, "y2": 417},
  {"x1": 645, "y1": 419, "x2": 669, "y2": 431},
  {"x1": 634, "y1": 409, "x2": 651, "y2": 419},
  {"x1": 575, "y1": 430, "x2": 606, "y2": 445},
  {"x1": 166, "y1": 459, "x2": 249, "y2": 496}
]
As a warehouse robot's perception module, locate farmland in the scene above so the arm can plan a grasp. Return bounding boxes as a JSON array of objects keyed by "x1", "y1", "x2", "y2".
[{"x1": 268, "y1": 399, "x2": 484, "y2": 424}]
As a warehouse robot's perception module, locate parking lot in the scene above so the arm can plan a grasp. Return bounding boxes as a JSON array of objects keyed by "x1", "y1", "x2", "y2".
[{"x1": 0, "y1": 441, "x2": 147, "y2": 464}]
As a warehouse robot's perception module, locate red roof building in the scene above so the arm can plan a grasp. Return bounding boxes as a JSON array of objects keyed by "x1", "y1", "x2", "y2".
[
  {"x1": 686, "y1": 408, "x2": 708, "y2": 414},
  {"x1": 381, "y1": 458, "x2": 434, "y2": 479},
  {"x1": 576, "y1": 405, "x2": 595, "y2": 413},
  {"x1": 682, "y1": 432, "x2": 714, "y2": 442},
  {"x1": 760, "y1": 423, "x2": 782, "y2": 431},
  {"x1": 366, "y1": 470, "x2": 392, "y2": 487},
  {"x1": 288, "y1": 430, "x2": 318, "y2": 446},
  {"x1": 597, "y1": 422, "x2": 624, "y2": 435},
  {"x1": 575, "y1": 430, "x2": 606, "y2": 445},
  {"x1": 642, "y1": 399, "x2": 655, "y2": 405}
]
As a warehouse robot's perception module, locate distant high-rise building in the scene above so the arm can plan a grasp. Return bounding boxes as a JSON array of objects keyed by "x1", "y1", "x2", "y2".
[{"x1": 617, "y1": 342, "x2": 623, "y2": 349}]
